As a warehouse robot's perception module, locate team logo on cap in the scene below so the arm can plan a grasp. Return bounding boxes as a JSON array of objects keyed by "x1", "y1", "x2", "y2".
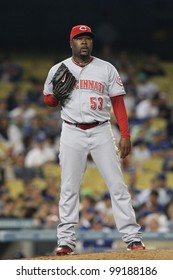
[{"x1": 79, "y1": 25, "x2": 88, "y2": 31}]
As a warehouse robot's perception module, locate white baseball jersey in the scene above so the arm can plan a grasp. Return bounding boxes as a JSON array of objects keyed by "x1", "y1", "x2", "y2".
[{"x1": 44, "y1": 57, "x2": 126, "y2": 123}]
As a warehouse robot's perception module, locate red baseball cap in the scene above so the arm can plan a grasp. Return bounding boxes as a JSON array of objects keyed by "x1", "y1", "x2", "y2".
[{"x1": 70, "y1": 25, "x2": 94, "y2": 41}]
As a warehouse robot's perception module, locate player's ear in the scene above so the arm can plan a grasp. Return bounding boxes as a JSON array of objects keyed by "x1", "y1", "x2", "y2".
[{"x1": 70, "y1": 41, "x2": 72, "y2": 48}]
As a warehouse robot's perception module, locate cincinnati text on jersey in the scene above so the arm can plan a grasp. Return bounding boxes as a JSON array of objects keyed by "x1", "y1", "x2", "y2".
[{"x1": 74, "y1": 79, "x2": 105, "y2": 93}]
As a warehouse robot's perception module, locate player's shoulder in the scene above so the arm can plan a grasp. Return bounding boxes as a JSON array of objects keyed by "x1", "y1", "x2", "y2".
[{"x1": 93, "y1": 57, "x2": 117, "y2": 70}]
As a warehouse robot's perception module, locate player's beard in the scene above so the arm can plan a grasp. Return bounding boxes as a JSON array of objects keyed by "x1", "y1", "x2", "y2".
[{"x1": 79, "y1": 48, "x2": 91, "y2": 61}]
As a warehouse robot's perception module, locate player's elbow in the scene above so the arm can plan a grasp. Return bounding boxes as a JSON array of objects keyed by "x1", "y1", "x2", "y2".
[{"x1": 43, "y1": 94, "x2": 59, "y2": 107}]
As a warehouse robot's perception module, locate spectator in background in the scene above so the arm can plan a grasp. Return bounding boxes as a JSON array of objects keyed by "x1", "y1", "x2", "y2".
[
  {"x1": 13, "y1": 152, "x2": 43, "y2": 181},
  {"x1": 135, "y1": 72, "x2": 159, "y2": 101},
  {"x1": 24, "y1": 133, "x2": 57, "y2": 169},
  {"x1": 80, "y1": 214, "x2": 115, "y2": 251},
  {"x1": 6, "y1": 87, "x2": 22, "y2": 111},
  {"x1": 139, "y1": 190, "x2": 165, "y2": 216},
  {"x1": 0, "y1": 55, "x2": 23, "y2": 82},
  {"x1": 155, "y1": 173, "x2": 173, "y2": 206},
  {"x1": 132, "y1": 139, "x2": 151, "y2": 163},
  {"x1": 79, "y1": 194, "x2": 97, "y2": 229},
  {"x1": 23, "y1": 113, "x2": 47, "y2": 140},
  {"x1": 130, "y1": 117, "x2": 155, "y2": 143},
  {"x1": 144, "y1": 213, "x2": 169, "y2": 233},
  {"x1": 148, "y1": 129, "x2": 171, "y2": 158},
  {"x1": 9, "y1": 98, "x2": 36, "y2": 126},
  {"x1": 42, "y1": 176, "x2": 59, "y2": 202},
  {"x1": 126, "y1": 172, "x2": 141, "y2": 194},
  {"x1": 95, "y1": 192, "x2": 116, "y2": 229},
  {"x1": 135, "y1": 95, "x2": 159, "y2": 121},
  {"x1": 8, "y1": 110, "x2": 25, "y2": 155},
  {"x1": 137, "y1": 189, "x2": 167, "y2": 232},
  {"x1": 79, "y1": 192, "x2": 116, "y2": 251},
  {"x1": 138, "y1": 173, "x2": 173, "y2": 209},
  {"x1": 26, "y1": 77, "x2": 44, "y2": 106},
  {"x1": 139, "y1": 54, "x2": 165, "y2": 78},
  {"x1": 32, "y1": 201, "x2": 51, "y2": 228}
]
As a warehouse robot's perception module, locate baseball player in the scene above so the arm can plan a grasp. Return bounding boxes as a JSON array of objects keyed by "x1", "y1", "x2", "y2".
[{"x1": 43, "y1": 24, "x2": 145, "y2": 255}]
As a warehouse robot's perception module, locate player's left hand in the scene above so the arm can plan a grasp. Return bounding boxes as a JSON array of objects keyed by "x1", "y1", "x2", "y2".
[
  {"x1": 118, "y1": 138, "x2": 131, "y2": 159},
  {"x1": 51, "y1": 63, "x2": 76, "y2": 106}
]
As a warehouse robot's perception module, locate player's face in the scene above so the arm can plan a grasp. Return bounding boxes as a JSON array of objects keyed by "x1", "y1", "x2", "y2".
[{"x1": 71, "y1": 35, "x2": 93, "y2": 60}]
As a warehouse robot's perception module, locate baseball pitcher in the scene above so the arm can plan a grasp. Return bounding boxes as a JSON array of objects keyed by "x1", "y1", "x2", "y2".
[{"x1": 43, "y1": 24, "x2": 145, "y2": 255}]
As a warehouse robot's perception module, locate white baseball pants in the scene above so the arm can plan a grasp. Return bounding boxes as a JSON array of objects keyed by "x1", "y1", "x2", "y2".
[{"x1": 57, "y1": 121, "x2": 142, "y2": 249}]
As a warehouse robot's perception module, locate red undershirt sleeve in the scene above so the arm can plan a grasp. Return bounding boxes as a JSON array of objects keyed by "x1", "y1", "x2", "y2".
[
  {"x1": 43, "y1": 94, "x2": 59, "y2": 107},
  {"x1": 110, "y1": 95, "x2": 130, "y2": 138}
]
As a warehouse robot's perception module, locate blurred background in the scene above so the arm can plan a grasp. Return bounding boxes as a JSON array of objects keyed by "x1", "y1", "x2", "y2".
[{"x1": 1, "y1": 0, "x2": 173, "y2": 259}]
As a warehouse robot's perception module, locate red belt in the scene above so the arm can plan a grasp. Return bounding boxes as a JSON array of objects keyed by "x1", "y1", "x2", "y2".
[{"x1": 64, "y1": 120, "x2": 108, "y2": 130}]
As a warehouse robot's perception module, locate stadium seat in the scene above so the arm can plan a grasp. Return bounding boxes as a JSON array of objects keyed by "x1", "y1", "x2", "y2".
[
  {"x1": 42, "y1": 163, "x2": 61, "y2": 178},
  {"x1": 140, "y1": 157, "x2": 163, "y2": 173},
  {"x1": 6, "y1": 179, "x2": 25, "y2": 198}
]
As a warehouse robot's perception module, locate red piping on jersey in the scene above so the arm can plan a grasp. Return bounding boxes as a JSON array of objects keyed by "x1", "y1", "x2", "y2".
[
  {"x1": 43, "y1": 94, "x2": 59, "y2": 107},
  {"x1": 110, "y1": 95, "x2": 130, "y2": 138}
]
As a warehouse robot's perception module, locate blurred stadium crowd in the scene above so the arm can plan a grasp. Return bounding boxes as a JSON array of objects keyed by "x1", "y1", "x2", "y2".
[{"x1": 1, "y1": 49, "x2": 173, "y2": 252}]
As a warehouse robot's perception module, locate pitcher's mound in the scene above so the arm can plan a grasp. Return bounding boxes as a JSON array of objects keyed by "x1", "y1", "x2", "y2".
[{"x1": 24, "y1": 249, "x2": 173, "y2": 260}]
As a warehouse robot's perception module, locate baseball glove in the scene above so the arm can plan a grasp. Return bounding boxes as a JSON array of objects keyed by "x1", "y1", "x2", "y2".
[{"x1": 50, "y1": 63, "x2": 76, "y2": 106}]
